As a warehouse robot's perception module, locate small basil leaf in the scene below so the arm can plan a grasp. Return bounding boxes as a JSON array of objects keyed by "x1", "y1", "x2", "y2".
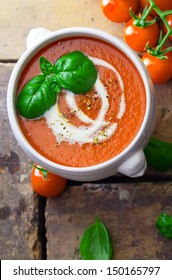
[
  {"x1": 144, "y1": 138, "x2": 172, "y2": 171},
  {"x1": 46, "y1": 74, "x2": 61, "y2": 93},
  {"x1": 79, "y1": 218, "x2": 112, "y2": 260},
  {"x1": 156, "y1": 213, "x2": 172, "y2": 239},
  {"x1": 17, "y1": 74, "x2": 57, "y2": 119},
  {"x1": 40, "y1": 56, "x2": 54, "y2": 75},
  {"x1": 54, "y1": 51, "x2": 97, "y2": 94}
]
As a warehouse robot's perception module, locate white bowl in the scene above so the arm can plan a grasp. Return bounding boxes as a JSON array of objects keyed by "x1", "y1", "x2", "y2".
[{"x1": 7, "y1": 27, "x2": 156, "y2": 181}]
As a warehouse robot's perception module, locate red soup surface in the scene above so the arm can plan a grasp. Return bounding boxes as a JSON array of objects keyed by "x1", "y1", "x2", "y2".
[{"x1": 17, "y1": 37, "x2": 146, "y2": 167}]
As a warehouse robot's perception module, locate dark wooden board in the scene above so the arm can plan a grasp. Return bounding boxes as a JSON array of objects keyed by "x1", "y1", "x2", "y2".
[
  {"x1": 46, "y1": 182, "x2": 172, "y2": 260},
  {"x1": 0, "y1": 63, "x2": 41, "y2": 259}
]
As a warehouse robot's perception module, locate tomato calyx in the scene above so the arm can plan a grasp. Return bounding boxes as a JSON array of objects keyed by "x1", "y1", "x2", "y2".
[
  {"x1": 130, "y1": 8, "x2": 156, "y2": 28},
  {"x1": 146, "y1": 34, "x2": 172, "y2": 60},
  {"x1": 130, "y1": 0, "x2": 172, "y2": 59},
  {"x1": 31, "y1": 164, "x2": 48, "y2": 180}
]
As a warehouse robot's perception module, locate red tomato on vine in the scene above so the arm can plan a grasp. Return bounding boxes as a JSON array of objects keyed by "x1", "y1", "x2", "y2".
[
  {"x1": 164, "y1": 14, "x2": 172, "y2": 41},
  {"x1": 100, "y1": 0, "x2": 139, "y2": 23},
  {"x1": 124, "y1": 15, "x2": 159, "y2": 52},
  {"x1": 140, "y1": 0, "x2": 172, "y2": 16},
  {"x1": 31, "y1": 164, "x2": 67, "y2": 197},
  {"x1": 142, "y1": 50, "x2": 172, "y2": 83}
]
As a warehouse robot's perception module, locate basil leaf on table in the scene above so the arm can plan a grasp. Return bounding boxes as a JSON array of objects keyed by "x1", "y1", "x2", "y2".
[
  {"x1": 156, "y1": 213, "x2": 172, "y2": 239},
  {"x1": 79, "y1": 218, "x2": 112, "y2": 260},
  {"x1": 144, "y1": 138, "x2": 172, "y2": 171},
  {"x1": 40, "y1": 56, "x2": 54, "y2": 75},
  {"x1": 54, "y1": 51, "x2": 97, "y2": 94},
  {"x1": 17, "y1": 74, "x2": 59, "y2": 119}
]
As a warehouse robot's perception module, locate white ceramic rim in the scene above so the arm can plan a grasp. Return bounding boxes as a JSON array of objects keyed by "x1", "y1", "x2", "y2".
[{"x1": 7, "y1": 27, "x2": 155, "y2": 173}]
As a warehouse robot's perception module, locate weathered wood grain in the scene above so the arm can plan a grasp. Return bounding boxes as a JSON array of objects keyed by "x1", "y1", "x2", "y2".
[
  {"x1": 154, "y1": 80, "x2": 172, "y2": 143},
  {"x1": 0, "y1": 63, "x2": 41, "y2": 259},
  {"x1": 0, "y1": 0, "x2": 123, "y2": 59},
  {"x1": 46, "y1": 182, "x2": 172, "y2": 260}
]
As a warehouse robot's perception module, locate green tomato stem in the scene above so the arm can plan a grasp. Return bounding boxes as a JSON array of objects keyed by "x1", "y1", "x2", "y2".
[
  {"x1": 155, "y1": 33, "x2": 169, "y2": 53},
  {"x1": 141, "y1": 4, "x2": 153, "y2": 21},
  {"x1": 163, "y1": 10, "x2": 172, "y2": 17},
  {"x1": 161, "y1": 45, "x2": 172, "y2": 54},
  {"x1": 132, "y1": 0, "x2": 172, "y2": 58},
  {"x1": 32, "y1": 164, "x2": 48, "y2": 180},
  {"x1": 148, "y1": 0, "x2": 172, "y2": 54}
]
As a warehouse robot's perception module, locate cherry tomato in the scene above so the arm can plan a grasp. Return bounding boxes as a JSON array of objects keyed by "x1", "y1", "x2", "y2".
[
  {"x1": 142, "y1": 50, "x2": 172, "y2": 83},
  {"x1": 124, "y1": 15, "x2": 159, "y2": 52},
  {"x1": 31, "y1": 165, "x2": 67, "y2": 197},
  {"x1": 100, "y1": 0, "x2": 139, "y2": 23},
  {"x1": 140, "y1": 0, "x2": 172, "y2": 17},
  {"x1": 164, "y1": 14, "x2": 172, "y2": 41}
]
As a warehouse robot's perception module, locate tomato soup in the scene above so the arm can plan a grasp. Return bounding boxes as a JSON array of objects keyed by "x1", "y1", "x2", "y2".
[{"x1": 17, "y1": 37, "x2": 146, "y2": 167}]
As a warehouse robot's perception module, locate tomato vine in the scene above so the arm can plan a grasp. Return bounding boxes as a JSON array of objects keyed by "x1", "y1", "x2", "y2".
[
  {"x1": 130, "y1": 0, "x2": 172, "y2": 59},
  {"x1": 100, "y1": 0, "x2": 172, "y2": 83}
]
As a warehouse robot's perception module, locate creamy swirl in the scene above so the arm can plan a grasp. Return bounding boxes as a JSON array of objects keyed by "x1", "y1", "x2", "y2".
[{"x1": 45, "y1": 56, "x2": 126, "y2": 144}]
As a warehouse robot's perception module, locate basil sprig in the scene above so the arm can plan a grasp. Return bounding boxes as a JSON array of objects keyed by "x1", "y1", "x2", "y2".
[
  {"x1": 79, "y1": 218, "x2": 113, "y2": 260},
  {"x1": 144, "y1": 138, "x2": 172, "y2": 171},
  {"x1": 17, "y1": 51, "x2": 97, "y2": 119}
]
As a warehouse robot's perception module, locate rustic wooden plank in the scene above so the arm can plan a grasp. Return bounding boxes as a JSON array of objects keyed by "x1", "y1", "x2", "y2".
[
  {"x1": 154, "y1": 80, "x2": 172, "y2": 144},
  {"x1": 0, "y1": 0, "x2": 123, "y2": 59},
  {"x1": 0, "y1": 63, "x2": 41, "y2": 259},
  {"x1": 46, "y1": 182, "x2": 172, "y2": 260}
]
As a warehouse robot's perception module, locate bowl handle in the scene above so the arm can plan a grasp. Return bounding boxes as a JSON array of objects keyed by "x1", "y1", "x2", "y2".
[
  {"x1": 117, "y1": 149, "x2": 147, "y2": 177},
  {"x1": 26, "y1": 27, "x2": 51, "y2": 49}
]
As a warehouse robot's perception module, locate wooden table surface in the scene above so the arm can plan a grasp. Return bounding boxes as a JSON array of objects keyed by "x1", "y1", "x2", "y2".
[{"x1": 0, "y1": 0, "x2": 172, "y2": 260}]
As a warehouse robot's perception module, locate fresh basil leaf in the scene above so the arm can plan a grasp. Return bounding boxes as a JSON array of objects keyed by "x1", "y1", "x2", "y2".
[
  {"x1": 40, "y1": 56, "x2": 54, "y2": 75},
  {"x1": 79, "y1": 218, "x2": 112, "y2": 260},
  {"x1": 17, "y1": 74, "x2": 58, "y2": 119},
  {"x1": 144, "y1": 138, "x2": 172, "y2": 171},
  {"x1": 46, "y1": 74, "x2": 61, "y2": 93},
  {"x1": 156, "y1": 213, "x2": 172, "y2": 239},
  {"x1": 54, "y1": 51, "x2": 97, "y2": 94}
]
